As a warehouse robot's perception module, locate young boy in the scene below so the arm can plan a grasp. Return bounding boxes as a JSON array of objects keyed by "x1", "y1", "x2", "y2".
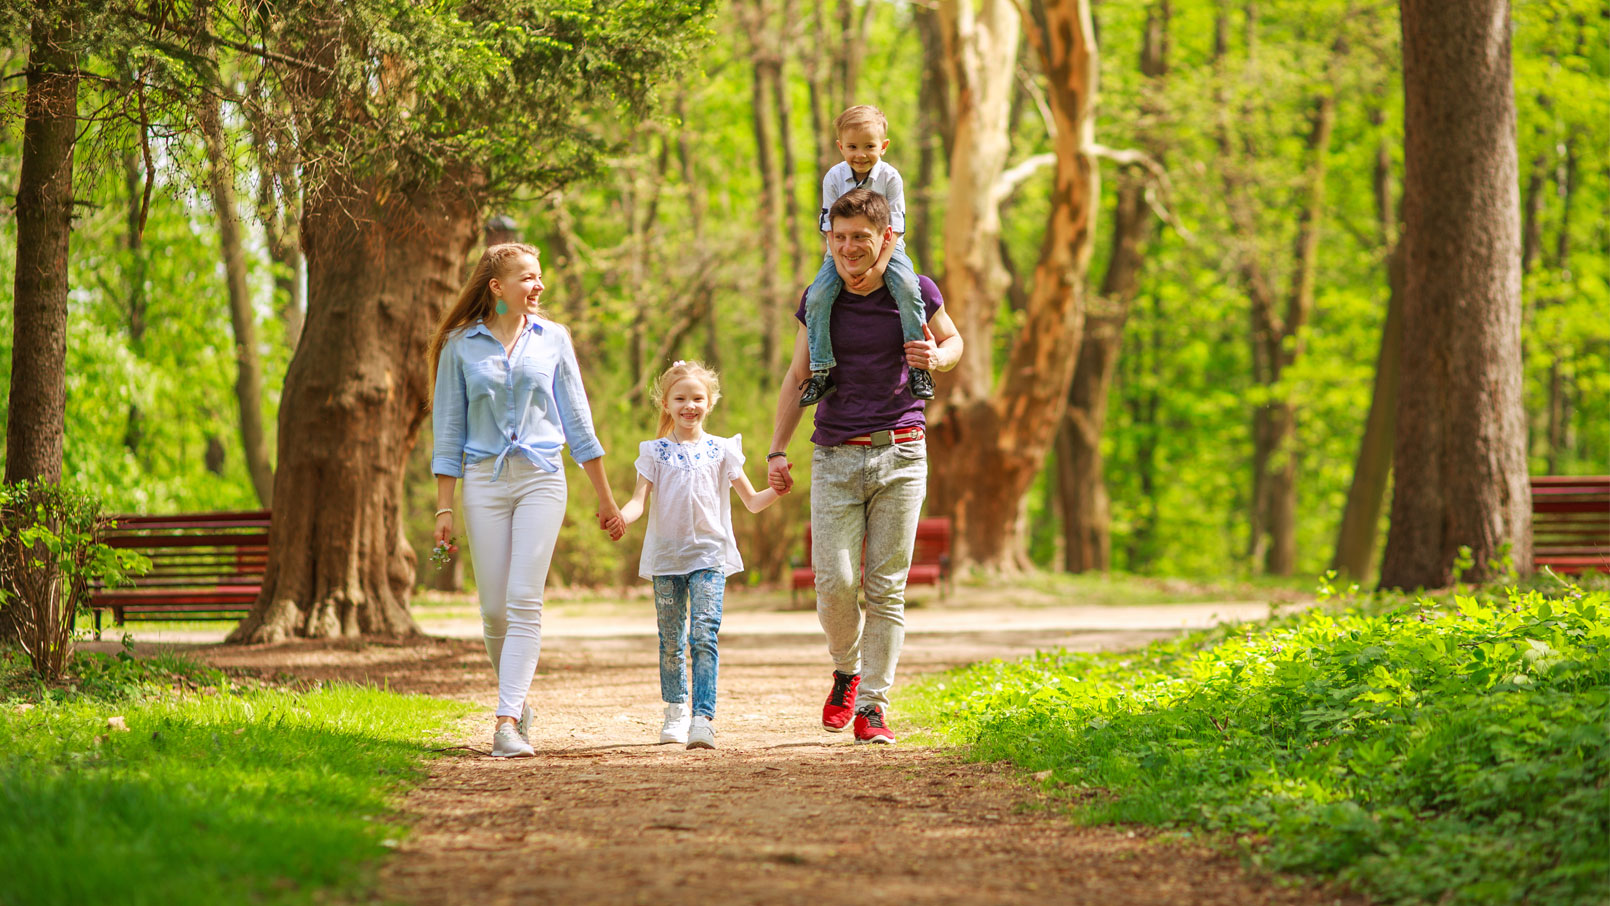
[{"x1": 798, "y1": 105, "x2": 933, "y2": 406}]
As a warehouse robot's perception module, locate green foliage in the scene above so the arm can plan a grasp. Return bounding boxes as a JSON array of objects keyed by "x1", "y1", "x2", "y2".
[
  {"x1": 0, "y1": 652, "x2": 473, "y2": 906},
  {"x1": 0, "y1": 482, "x2": 148, "y2": 681},
  {"x1": 3, "y1": 0, "x2": 1605, "y2": 589},
  {"x1": 909, "y1": 583, "x2": 1610, "y2": 904}
]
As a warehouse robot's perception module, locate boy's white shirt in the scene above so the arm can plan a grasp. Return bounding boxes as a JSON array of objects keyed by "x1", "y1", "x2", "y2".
[{"x1": 819, "y1": 160, "x2": 908, "y2": 236}]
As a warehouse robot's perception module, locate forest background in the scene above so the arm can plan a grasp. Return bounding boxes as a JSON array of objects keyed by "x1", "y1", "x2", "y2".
[{"x1": 0, "y1": 0, "x2": 1604, "y2": 594}]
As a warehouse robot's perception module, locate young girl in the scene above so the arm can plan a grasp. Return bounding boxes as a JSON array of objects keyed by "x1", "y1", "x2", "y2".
[
  {"x1": 617, "y1": 361, "x2": 786, "y2": 749},
  {"x1": 429, "y1": 242, "x2": 625, "y2": 759}
]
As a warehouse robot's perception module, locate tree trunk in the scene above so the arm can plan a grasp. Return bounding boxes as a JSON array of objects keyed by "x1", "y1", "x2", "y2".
[
  {"x1": 1056, "y1": 0, "x2": 1167, "y2": 573},
  {"x1": 1332, "y1": 246, "x2": 1404, "y2": 581},
  {"x1": 741, "y1": 0, "x2": 783, "y2": 371},
  {"x1": 928, "y1": 0, "x2": 1098, "y2": 568},
  {"x1": 6, "y1": 16, "x2": 78, "y2": 487},
  {"x1": 911, "y1": 6, "x2": 953, "y2": 272},
  {"x1": 1380, "y1": 0, "x2": 1530, "y2": 589},
  {"x1": 1330, "y1": 119, "x2": 1400, "y2": 581},
  {"x1": 228, "y1": 176, "x2": 477, "y2": 642},
  {"x1": 199, "y1": 94, "x2": 275, "y2": 507}
]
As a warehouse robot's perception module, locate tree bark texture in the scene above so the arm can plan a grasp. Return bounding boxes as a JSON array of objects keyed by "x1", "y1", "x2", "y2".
[
  {"x1": 928, "y1": 0, "x2": 1098, "y2": 568},
  {"x1": 6, "y1": 17, "x2": 78, "y2": 486},
  {"x1": 1380, "y1": 0, "x2": 1531, "y2": 589},
  {"x1": 228, "y1": 175, "x2": 477, "y2": 643},
  {"x1": 199, "y1": 93, "x2": 275, "y2": 508}
]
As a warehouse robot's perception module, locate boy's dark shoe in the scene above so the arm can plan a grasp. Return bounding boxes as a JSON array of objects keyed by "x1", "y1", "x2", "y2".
[
  {"x1": 909, "y1": 368, "x2": 935, "y2": 400},
  {"x1": 799, "y1": 372, "x2": 837, "y2": 407},
  {"x1": 822, "y1": 670, "x2": 860, "y2": 731},
  {"x1": 853, "y1": 706, "x2": 895, "y2": 744}
]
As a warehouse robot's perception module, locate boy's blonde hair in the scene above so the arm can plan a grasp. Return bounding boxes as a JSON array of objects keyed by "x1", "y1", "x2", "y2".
[
  {"x1": 650, "y1": 360, "x2": 722, "y2": 438},
  {"x1": 834, "y1": 105, "x2": 889, "y2": 139}
]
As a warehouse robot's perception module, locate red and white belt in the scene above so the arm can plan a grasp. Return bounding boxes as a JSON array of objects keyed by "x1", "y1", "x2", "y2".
[{"x1": 842, "y1": 426, "x2": 925, "y2": 446}]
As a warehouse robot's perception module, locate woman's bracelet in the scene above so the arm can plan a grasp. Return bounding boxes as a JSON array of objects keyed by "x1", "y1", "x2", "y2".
[
  {"x1": 766, "y1": 452, "x2": 788, "y2": 461},
  {"x1": 434, "y1": 507, "x2": 453, "y2": 518}
]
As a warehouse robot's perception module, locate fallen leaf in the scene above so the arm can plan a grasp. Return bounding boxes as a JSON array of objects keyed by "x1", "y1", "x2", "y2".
[{"x1": 106, "y1": 716, "x2": 130, "y2": 732}]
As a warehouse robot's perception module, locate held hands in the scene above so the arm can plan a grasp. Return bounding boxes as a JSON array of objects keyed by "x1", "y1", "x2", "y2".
[
  {"x1": 767, "y1": 455, "x2": 794, "y2": 494},
  {"x1": 904, "y1": 323, "x2": 942, "y2": 371},
  {"x1": 597, "y1": 502, "x2": 625, "y2": 541}
]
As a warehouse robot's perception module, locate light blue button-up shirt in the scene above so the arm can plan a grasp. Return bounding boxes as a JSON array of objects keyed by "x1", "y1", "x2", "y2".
[{"x1": 431, "y1": 316, "x2": 605, "y2": 479}]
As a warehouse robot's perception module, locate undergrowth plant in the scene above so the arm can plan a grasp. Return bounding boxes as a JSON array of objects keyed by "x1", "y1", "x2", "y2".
[
  {"x1": 910, "y1": 578, "x2": 1610, "y2": 905},
  {"x1": 0, "y1": 482, "x2": 148, "y2": 682}
]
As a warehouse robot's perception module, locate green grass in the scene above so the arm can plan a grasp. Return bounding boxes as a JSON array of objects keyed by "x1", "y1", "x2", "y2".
[
  {"x1": 907, "y1": 580, "x2": 1610, "y2": 905},
  {"x1": 0, "y1": 649, "x2": 474, "y2": 906}
]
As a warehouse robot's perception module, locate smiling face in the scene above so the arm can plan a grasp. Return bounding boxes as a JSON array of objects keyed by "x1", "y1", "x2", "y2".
[
  {"x1": 829, "y1": 213, "x2": 890, "y2": 282},
  {"x1": 488, "y1": 253, "x2": 544, "y2": 316},
  {"x1": 835, "y1": 122, "x2": 890, "y2": 178},
  {"x1": 663, "y1": 375, "x2": 713, "y2": 437}
]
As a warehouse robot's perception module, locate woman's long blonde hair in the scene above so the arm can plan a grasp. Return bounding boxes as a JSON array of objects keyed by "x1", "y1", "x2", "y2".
[
  {"x1": 650, "y1": 360, "x2": 721, "y2": 438},
  {"x1": 426, "y1": 243, "x2": 543, "y2": 409}
]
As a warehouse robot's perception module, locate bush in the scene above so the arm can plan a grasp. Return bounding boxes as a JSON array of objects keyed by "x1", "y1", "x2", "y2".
[
  {"x1": 0, "y1": 482, "x2": 147, "y2": 682},
  {"x1": 910, "y1": 581, "x2": 1610, "y2": 905}
]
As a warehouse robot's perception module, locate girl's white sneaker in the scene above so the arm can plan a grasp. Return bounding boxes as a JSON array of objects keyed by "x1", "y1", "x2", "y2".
[
  {"x1": 686, "y1": 716, "x2": 715, "y2": 750},
  {"x1": 660, "y1": 702, "x2": 691, "y2": 744},
  {"x1": 491, "y1": 722, "x2": 535, "y2": 758}
]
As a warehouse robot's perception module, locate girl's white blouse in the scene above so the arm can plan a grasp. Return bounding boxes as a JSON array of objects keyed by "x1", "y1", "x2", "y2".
[{"x1": 634, "y1": 433, "x2": 746, "y2": 579}]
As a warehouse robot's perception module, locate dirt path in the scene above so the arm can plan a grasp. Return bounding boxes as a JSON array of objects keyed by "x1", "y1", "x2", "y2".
[{"x1": 199, "y1": 610, "x2": 1354, "y2": 906}]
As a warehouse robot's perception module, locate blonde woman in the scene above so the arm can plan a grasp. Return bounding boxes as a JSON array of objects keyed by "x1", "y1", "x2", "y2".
[{"x1": 429, "y1": 243, "x2": 624, "y2": 758}]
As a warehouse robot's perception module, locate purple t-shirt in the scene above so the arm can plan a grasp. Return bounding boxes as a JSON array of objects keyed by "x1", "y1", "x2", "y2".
[{"x1": 794, "y1": 275, "x2": 945, "y2": 447}]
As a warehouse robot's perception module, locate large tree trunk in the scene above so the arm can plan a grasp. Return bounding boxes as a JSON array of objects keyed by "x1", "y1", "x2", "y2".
[
  {"x1": 1056, "y1": 0, "x2": 1167, "y2": 572},
  {"x1": 6, "y1": 16, "x2": 77, "y2": 487},
  {"x1": 928, "y1": 0, "x2": 1098, "y2": 568},
  {"x1": 199, "y1": 93, "x2": 275, "y2": 507},
  {"x1": 1380, "y1": 0, "x2": 1531, "y2": 589},
  {"x1": 228, "y1": 177, "x2": 477, "y2": 642}
]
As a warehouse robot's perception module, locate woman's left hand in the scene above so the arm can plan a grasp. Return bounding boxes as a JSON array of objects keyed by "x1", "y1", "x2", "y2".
[{"x1": 597, "y1": 503, "x2": 625, "y2": 541}]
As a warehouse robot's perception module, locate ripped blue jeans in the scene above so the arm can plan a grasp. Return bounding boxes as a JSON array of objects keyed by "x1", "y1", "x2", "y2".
[{"x1": 653, "y1": 568, "x2": 725, "y2": 719}]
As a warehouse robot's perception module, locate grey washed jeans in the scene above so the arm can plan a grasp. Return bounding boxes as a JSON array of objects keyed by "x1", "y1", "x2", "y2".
[{"x1": 810, "y1": 439, "x2": 928, "y2": 711}]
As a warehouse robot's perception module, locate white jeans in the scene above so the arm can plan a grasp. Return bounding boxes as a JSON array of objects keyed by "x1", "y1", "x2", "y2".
[{"x1": 462, "y1": 457, "x2": 567, "y2": 719}]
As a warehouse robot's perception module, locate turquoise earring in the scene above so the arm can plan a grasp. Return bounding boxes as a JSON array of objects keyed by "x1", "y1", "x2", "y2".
[{"x1": 495, "y1": 299, "x2": 508, "y2": 315}]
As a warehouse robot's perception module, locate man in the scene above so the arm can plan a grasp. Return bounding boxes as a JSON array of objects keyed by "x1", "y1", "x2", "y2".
[{"x1": 767, "y1": 187, "x2": 964, "y2": 744}]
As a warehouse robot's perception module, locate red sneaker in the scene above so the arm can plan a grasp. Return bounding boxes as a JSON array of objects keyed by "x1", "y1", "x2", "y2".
[
  {"x1": 822, "y1": 671, "x2": 860, "y2": 731},
  {"x1": 853, "y1": 706, "x2": 895, "y2": 744}
]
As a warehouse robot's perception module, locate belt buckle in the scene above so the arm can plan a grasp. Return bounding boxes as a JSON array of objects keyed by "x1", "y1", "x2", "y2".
[{"x1": 870, "y1": 429, "x2": 893, "y2": 447}]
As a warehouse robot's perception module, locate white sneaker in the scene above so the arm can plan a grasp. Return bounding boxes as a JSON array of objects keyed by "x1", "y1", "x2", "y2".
[
  {"x1": 491, "y1": 722, "x2": 535, "y2": 758},
  {"x1": 516, "y1": 704, "x2": 533, "y2": 743},
  {"x1": 686, "y1": 715, "x2": 715, "y2": 750},
  {"x1": 660, "y1": 702, "x2": 690, "y2": 744}
]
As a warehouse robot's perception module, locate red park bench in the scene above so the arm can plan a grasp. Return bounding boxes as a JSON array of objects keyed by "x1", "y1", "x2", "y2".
[
  {"x1": 790, "y1": 517, "x2": 953, "y2": 606},
  {"x1": 88, "y1": 510, "x2": 270, "y2": 636},
  {"x1": 1531, "y1": 476, "x2": 1609, "y2": 576}
]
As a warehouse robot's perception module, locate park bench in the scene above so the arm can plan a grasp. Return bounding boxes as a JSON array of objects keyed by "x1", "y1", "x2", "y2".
[
  {"x1": 1531, "y1": 476, "x2": 1609, "y2": 576},
  {"x1": 88, "y1": 510, "x2": 270, "y2": 635},
  {"x1": 790, "y1": 517, "x2": 953, "y2": 606}
]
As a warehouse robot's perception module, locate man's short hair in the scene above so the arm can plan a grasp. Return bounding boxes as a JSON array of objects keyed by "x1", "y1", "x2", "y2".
[
  {"x1": 829, "y1": 188, "x2": 891, "y2": 233},
  {"x1": 834, "y1": 105, "x2": 889, "y2": 139}
]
